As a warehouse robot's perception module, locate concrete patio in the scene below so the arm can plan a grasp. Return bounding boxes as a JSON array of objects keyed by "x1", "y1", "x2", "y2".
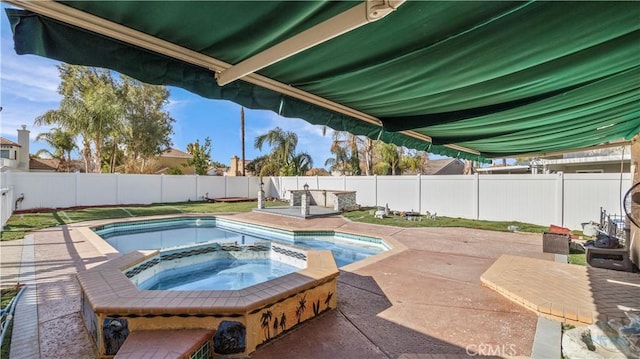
[{"x1": 1, "y1": 212, "x2": 638, "y2": 358}]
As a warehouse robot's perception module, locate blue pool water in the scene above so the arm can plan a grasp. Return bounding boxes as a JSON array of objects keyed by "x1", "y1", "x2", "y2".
[
  {"x1": 138, "y1": 258, "x2": 299, "y2": 291},
  {"x1": 95, "y1": 218, "x2": 385, "y2": 267}
]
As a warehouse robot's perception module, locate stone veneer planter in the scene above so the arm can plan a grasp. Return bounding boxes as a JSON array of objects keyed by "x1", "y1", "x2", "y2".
[
  {"x1": 289, "y1": 189, "x2": 358, "y2": 211},
  {"x1": 77, "y1": 245, "x2": 338, "y2": 358}
]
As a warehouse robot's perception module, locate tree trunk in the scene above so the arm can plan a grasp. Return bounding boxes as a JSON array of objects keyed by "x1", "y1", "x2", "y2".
[
  {"x1": 463, "y1": 160, "x2": 472, "y2": 175},
  {"x1": 82, "y1": 139, "x2": 92, "y2": 173}
]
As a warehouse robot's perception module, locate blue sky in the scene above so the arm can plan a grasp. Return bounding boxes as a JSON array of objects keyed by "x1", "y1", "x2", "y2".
[{"x1": 0, "y1": 4, "x2": 335, "y2": 168}]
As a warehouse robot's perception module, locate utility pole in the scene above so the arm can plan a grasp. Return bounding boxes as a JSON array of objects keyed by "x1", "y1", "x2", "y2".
[{"x1": 241, "y1": 107, "x2": 246, "y2": 176}]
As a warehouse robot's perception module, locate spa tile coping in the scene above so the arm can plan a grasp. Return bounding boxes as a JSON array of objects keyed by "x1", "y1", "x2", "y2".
[{"x1": 77, "y1": 248, "x2": 339, "y2": 317}]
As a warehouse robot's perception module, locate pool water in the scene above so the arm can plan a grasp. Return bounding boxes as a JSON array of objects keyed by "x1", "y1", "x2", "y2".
[
  {"x1": 97, "y1": 219, "x2": 384, "y2": 267},
  {"x1": 138, "y1": 258, "x2": 299, "y2": 291}
]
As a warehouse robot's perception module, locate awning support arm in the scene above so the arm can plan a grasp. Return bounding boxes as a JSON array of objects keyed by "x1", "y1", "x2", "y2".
[{"x1": 215, "y1": 0, "x2": 405, "y2": 86}]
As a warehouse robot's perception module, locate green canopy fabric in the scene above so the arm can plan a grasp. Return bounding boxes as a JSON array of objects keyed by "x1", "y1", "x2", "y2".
[{"x1": 6, "y1": 1, "x2": 640, "y2": 161}]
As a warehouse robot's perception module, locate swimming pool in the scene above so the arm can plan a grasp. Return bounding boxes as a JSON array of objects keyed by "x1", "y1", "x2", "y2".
[
  {"x1": 81, "y1": 216, "x2": 388, "y2": 357},
  {"x1": 94, "y1": 217, "x2": 387, "y2": 267}
]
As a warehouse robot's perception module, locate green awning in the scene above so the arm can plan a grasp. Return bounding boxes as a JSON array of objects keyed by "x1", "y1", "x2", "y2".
[{"x1": 6, "y1": 1, "x2": 640, "y2": 162}]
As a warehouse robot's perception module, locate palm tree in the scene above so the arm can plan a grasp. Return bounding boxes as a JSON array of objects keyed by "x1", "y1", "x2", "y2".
[
  {"x1": 254, "y1": 127, "x2": 297, "y2": 167},
  {"x1": 254, "y1": 127, "x2": 313, "y2": 176},
  {"x1": 289, "y1": 152, "x2": 313, "y2": 175},
  {"x1": 260, "y1": 310, "x2": 272, "y2": 339},
  {"x1": 35, "y1": 128, "x2": 77, "y2": 172},
  {"x1": 34, "y1": 65, "x2": 122, "y2": 173}
]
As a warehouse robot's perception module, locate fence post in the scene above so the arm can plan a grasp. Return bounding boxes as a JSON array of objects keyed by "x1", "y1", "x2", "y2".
[
  {"x1": 556, "y1": 172, "x2": 564, "y2": 226},
  {"x1": 160, "y1": 174, "x2": 164, "y2": 203},
  {"x1": 374, "y1": 175, "x2": 378, "y2": 207},
  {"x1": 75, "y1": 171, "x2": 79, "y2": 207},
  {"x1": 115, "y1": 173, "x2": 119, "y2": 205},
  {"x1": 473, "y1": 173, "x2": 480, "y2": 220},
  {"x1": 196, "y1": 175, "x2": 200, "y2": 201},
  {"x1": 417, "y1": 174, "x2": 422, "y2": 213}
]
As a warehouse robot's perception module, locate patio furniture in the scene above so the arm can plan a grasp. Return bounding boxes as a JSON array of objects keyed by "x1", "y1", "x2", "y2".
[
  {"x1": 586, "y1": 246, "x2": 634, "y2": 272},
  {"x1": 585, "y1": 208, "x2": 636, "y2": 272}
]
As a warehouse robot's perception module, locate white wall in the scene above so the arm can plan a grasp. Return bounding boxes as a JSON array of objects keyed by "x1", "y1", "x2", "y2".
[
  {"x1": 2, "y1": 172, "x2": 631, "y2": 230},
  {"x1": 5, "y1": 172, "x2": 261, "y2": 211},
  {"x1": 267, "y1": 173, "x2": 631, "y2": 229}
]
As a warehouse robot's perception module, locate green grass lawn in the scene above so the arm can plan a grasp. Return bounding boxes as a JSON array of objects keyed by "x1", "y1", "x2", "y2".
[
  {"x1": 342, "y1": 209, "x2": 549, "y2": 233},
  {"x1": 2, "y1": 202, "x2": 584, "y2": 267},
  {"x1": 1, "y1": 201, "x2": 283, "y2": 241}
]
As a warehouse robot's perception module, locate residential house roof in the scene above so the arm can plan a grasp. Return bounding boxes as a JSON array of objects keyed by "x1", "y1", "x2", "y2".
[
  {"x1": 29, "y1": 158, "x2": 60, "y2": 171},
  {"x1": 424, "y1": 159, "x2": 464, "y2": 175},
  {"x1": 0, "y1": 137, "x2": 21, "y2": 147},
  {"x1": 161, "y1": 148, "x2": 192, "y2": 159}
]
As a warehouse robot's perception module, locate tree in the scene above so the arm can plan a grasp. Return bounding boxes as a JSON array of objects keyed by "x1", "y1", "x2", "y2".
[
  {"x1": 186, "y1": 137, "x2": 212, "y2": 175},
  {"x1": 324, "y1": 131, "x2": 360, "y2": 175},
  {"x1": 399, "y1": 149, "x2": 427, "y2": 175},
  {"x1": 253, "y1": 127, "x2": 313, "y2": 176},
  {"x1": 254, "y1": 127, "x2": 297, "y2": 166},
  {"x1": 34, "y1": 128, "x2": 77, "y2": 172},
  {"x1": 288, "y1": 152, "x2": 313, "y2": 176},
  {"x1": 34, "y1": 64, "x2": 174, "y2": 173},
  {"x1": 377, "y1": 142, "x2": 401, "y2": 175},
  {"x1": 34, "y1": 65, "x2": 117, "y2": 173}
]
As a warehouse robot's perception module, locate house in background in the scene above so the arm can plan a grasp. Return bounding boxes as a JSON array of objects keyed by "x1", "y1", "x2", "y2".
[
  {"x1": 0, "y1": 125, "x2": 30, "y2": 171},
  {"x1": 29, "y1": 158, "x2": 60, "y2": 172},
  {"x1": 531, "y1": 146, "x2": 630, "y2": 174},
  {"x1": 154, "y1": 148, "x2": 195, "y2": 174},
  {"x1": 0, "y1": 137, "x2": 21, "y2": 171},
  {"x1": 423, "y1": 158, "x2": 465, "y2": 175},
  {"x1": 227, "y1": 155, "x2": 253, "y2": 176},
  {"x1": 476, "y1": 146, "x2": 630, "y2": 174},
  {"x1": 475, "y1": 165, "x2": 531, "y2": 175}
]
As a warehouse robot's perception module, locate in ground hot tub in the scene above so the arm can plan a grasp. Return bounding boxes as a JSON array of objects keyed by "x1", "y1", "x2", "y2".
[
  {"x1": 77, "y1": 241, "x2": 338, "y2": 357},
  {"x1": 127, "y1": 241, "x2": 306, "y2": 291}
]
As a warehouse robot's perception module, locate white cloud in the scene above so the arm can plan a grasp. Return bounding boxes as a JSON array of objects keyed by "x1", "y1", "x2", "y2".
[
  {"x1": 1, "y1": 20, "x2": 62, "y2": 139},
  {"x1": 1, "y1": 37, "x2": 62, "y2": 103}
]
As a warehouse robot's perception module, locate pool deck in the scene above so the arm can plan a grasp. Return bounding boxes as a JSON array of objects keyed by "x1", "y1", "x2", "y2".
[{"x1": 2, "y1": 212, "x2": 639, "y2": 358}]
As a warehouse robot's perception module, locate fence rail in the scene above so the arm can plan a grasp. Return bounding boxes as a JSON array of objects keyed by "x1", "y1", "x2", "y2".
[{"x1": 0, "y1": 172, "x2": 631, "y2": 230}]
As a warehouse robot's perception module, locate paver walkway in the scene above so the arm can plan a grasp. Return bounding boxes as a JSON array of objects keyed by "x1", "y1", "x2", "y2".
[
  {"x1": 481, "y1": 254, "x2": 640, "y2": 325},
  {"x1": 3, "y1": 212, "x2": 635, "y2": 358}
]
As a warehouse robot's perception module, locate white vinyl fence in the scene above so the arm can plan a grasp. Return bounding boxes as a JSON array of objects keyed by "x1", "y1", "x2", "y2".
[
  {"x1": 269, "y1": 173, "x2": 631, "y2": 230},
  {"x1": 0, "y1": 171, "x2": 631, "y2": 230}
]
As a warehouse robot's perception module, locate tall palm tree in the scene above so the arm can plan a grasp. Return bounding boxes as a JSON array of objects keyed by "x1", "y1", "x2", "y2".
[
  {"x1": 254, "y1": 127, "x2": 298, "y2": 167},
  {"x1": 35, "y1": 128, "x2": 78, "y2": 172},
  {"x1": 254, "y1": 127, "x2": 312, "y2": 176}
]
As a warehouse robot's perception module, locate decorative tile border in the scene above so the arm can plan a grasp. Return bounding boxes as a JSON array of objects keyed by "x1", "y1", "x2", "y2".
[{"x1": 93, "y1": 216, "x2": 390, "y2": 255}]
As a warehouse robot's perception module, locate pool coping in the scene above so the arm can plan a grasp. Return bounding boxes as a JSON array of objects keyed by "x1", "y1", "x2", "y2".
[
  {"x1": 77, "y1": 248, "x2": 338, "y2": 317},
  {"x1": 72, "y1": 213, "x2": 407, "y2": 273}
]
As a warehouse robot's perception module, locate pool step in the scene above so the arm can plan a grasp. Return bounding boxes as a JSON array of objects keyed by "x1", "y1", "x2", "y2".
[{"x1": 114, "y1": 329, "x2": 214, "y2": 359}]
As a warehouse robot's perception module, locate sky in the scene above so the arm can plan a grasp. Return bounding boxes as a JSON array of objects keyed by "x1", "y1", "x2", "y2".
[{"x1": 0, "y1": 4, "x2": 336, "y2": 169}]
